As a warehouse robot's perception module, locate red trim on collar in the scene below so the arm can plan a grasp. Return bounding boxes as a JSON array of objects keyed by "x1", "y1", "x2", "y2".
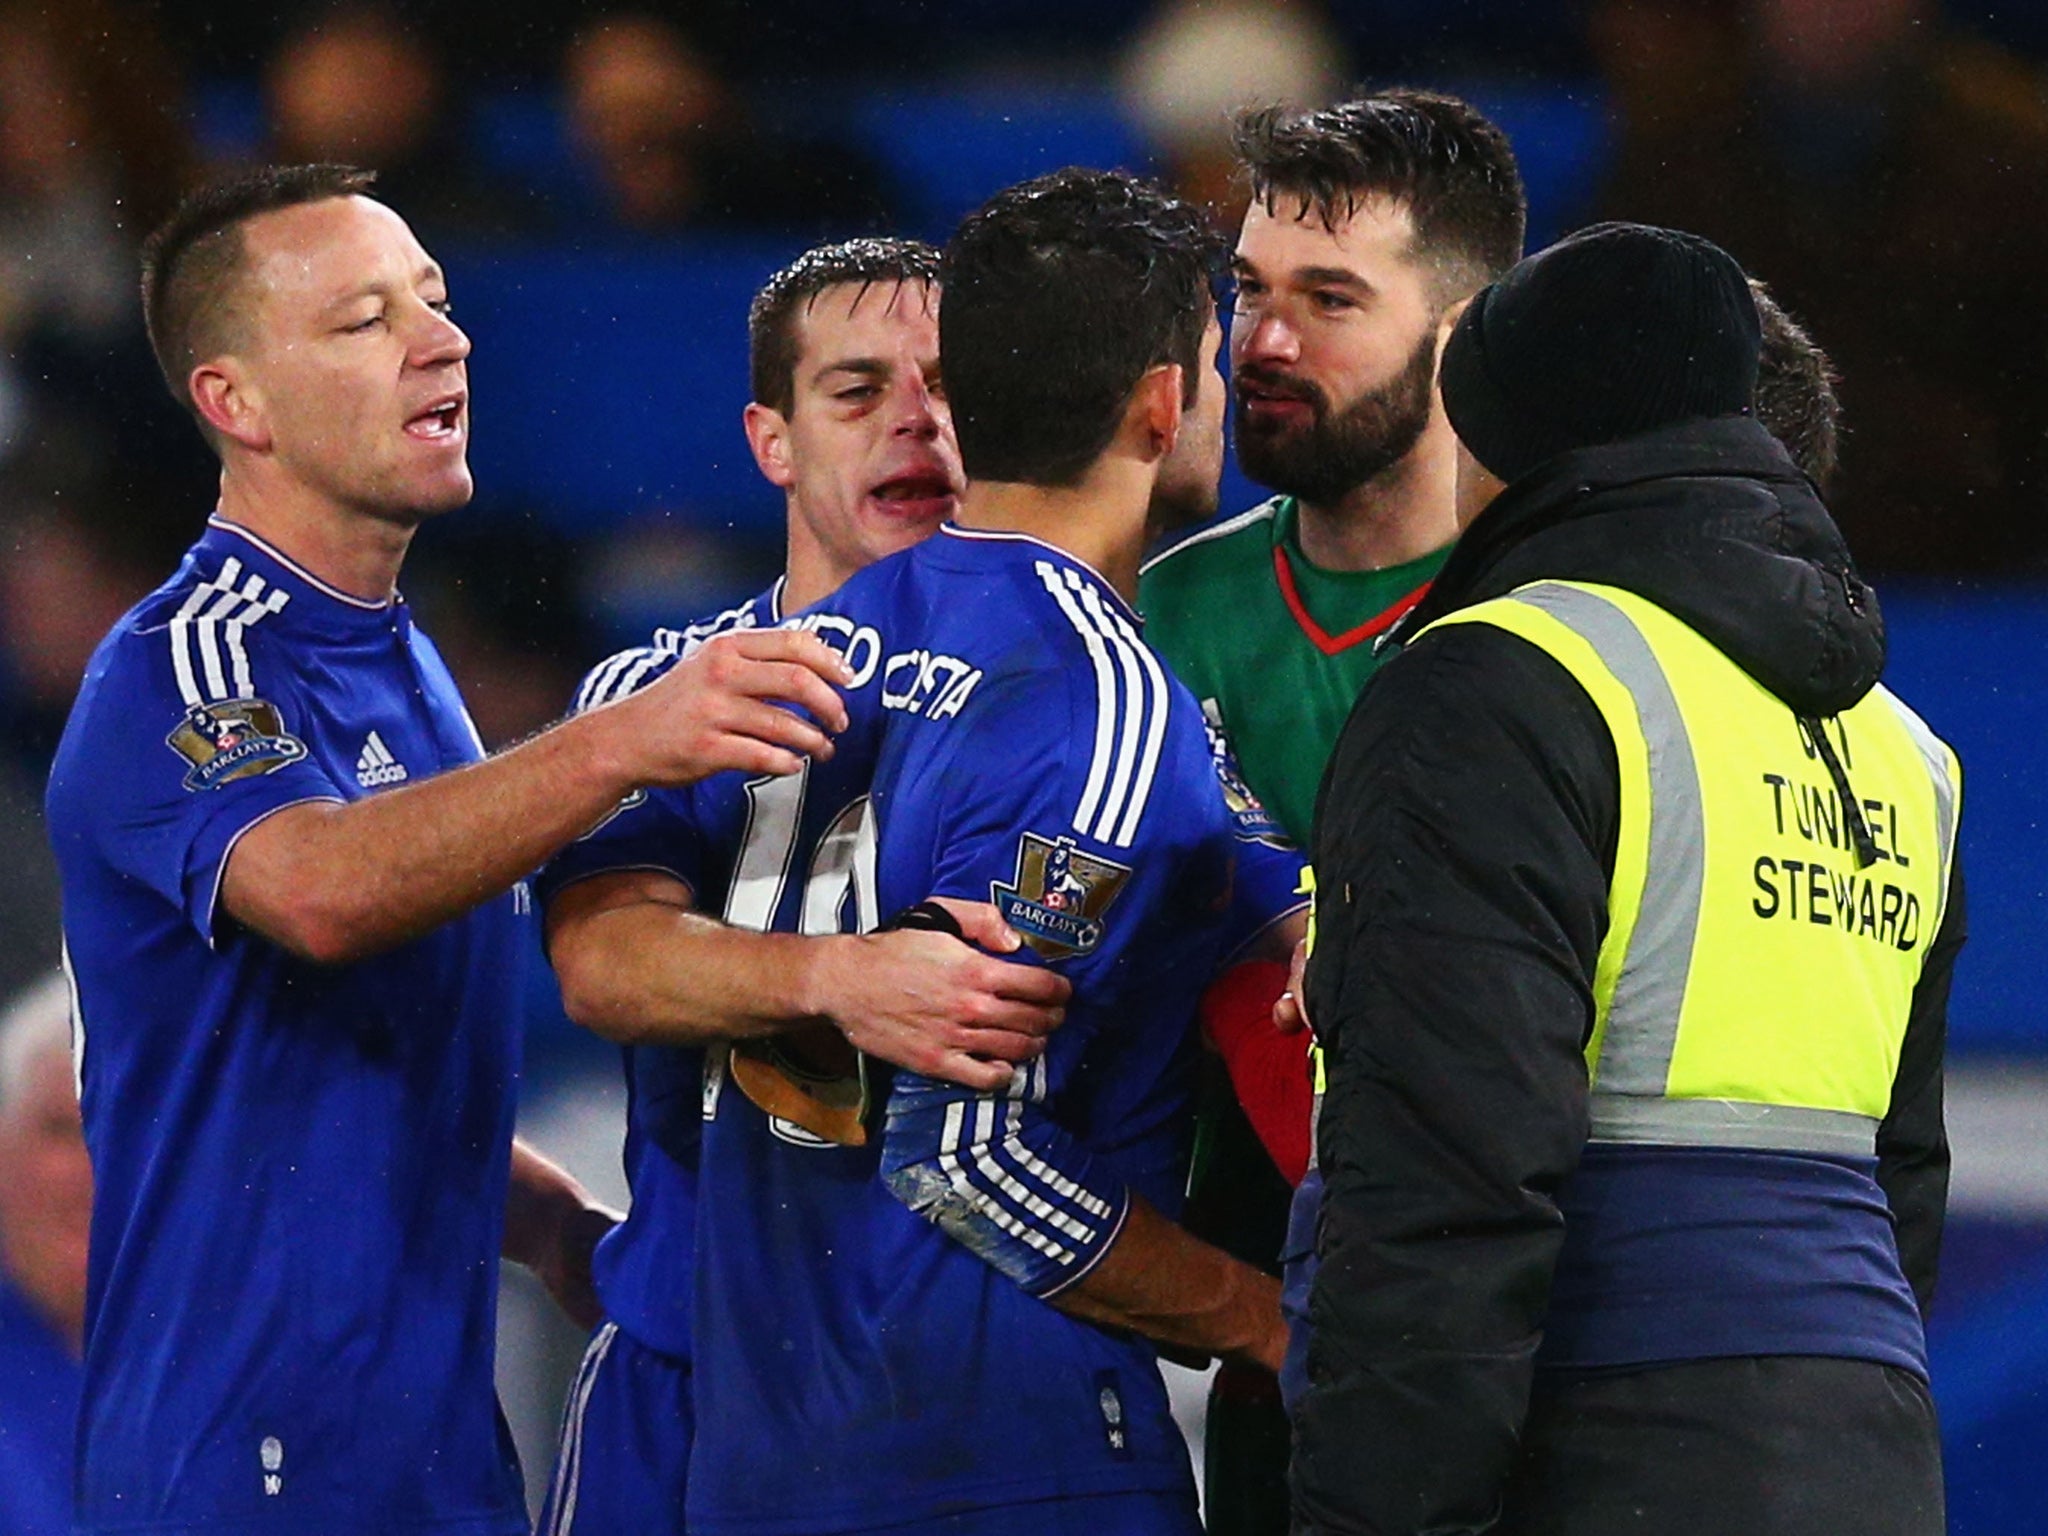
[{"x1": 1272, "y1": 546, "x2": 1433, "y2": 656}]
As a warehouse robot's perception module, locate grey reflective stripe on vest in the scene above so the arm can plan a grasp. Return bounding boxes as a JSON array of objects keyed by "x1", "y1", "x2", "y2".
[
  {"x1": 1510, "y1": 584, "x2": 1704, "y2": 1100},
  {"x1": 1590, "y1": 1096, "x2": 1879, "y2": 1155},
  {"x1": 1874, "y1": 684, "x2": 1959, "y2": 908}
]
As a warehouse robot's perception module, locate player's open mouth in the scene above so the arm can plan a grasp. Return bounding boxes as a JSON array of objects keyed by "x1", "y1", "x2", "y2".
[
  {"x1": 1237, "y1": 368, "x2": 1323, "y2": 427},
  {"x1": 867, "y1": 473, "x2": 957, "y2": 521},
  {"x1": 403, "y1": 394, "x2": 466, "y2": 442},
  {"x1": 1238, "y1": 383, "x2": 1316, "y2": 423}
]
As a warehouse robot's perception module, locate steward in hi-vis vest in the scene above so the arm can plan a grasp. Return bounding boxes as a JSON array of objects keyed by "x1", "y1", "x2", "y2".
[{"x1": 1293, "y1": 224, "x2": 1963, "y2": 1536}]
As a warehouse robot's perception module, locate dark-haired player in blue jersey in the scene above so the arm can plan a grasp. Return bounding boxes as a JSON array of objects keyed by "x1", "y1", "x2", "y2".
[
  {"x1": 534, "y1": 237, "x2": 1070, "y2": 1535},
  {"x1": 549, "y1": 169, "x2": 1307, "y2": 1536},
  {"x1": 45, "y1": 165, "x2": 855, "y2": 1536}
]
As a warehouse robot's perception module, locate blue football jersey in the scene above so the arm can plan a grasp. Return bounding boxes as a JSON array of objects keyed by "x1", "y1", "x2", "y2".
[
  {"x1": 535, "y1": 582, "x2": 788, "y2": 1362},
  {"x1": 0, "y1": 1275, "x2": 80, "y2": 1536},
  {"x1": 46, "y1": 517, "x2": 527, "y2": 1536},
  {"x1": 597, "y1": 525, "x2": 1304, "y2": 1536}
]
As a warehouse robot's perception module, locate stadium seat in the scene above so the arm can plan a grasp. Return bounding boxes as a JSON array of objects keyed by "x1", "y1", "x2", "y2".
[
  {"x1": 844, "y1": 83, "x2": 1157, "y2": 237},
  {"x1": 1879, "y1": 583, "x2": 2048, "y2": 1054},
  {"x1": 450, "y1": 240, "x2": 799, "y2": 535}
]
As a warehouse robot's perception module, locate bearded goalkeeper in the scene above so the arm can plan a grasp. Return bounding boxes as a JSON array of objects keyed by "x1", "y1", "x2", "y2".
[{"x1": 1137, "y1": 91, "x2": 1528, "y2": 1534}]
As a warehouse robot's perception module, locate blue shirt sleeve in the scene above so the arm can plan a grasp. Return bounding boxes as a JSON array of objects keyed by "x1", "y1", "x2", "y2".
[
  {"x1": 534, "y1": 644, "x2": 709, "y2": 908},
  {"x1": 1203, "y1": 715, "x2": 1310, "y2": 960},
  {"x1": 879, "y1": 662, "x2": 1187, "y2": 1297},
  {"x1": 72, "y1": 625, "x2": 345, "y2": 948}
]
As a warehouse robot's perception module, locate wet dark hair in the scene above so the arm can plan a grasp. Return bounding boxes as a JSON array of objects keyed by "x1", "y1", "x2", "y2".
[
  {"x1": 747, "y1": 237, "x2": 943, "y2": 416},
  {"x1": 141, "y1": 163, "x2": 380, "y2": 434},
  {"x1": 1234, "y1": 90, "x2": 1526, "y2": 299},
  {"x1": 1749, "y1": 279, "x2": 1842, "y2": 493},
  {"x1": 939, "y1": 167, "x2": 1225, "y2": 487}
]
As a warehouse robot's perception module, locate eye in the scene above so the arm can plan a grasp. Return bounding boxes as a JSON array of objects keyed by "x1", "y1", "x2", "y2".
[
  {"x1": 1310, "y1": 290, "x2": 1357, "y2": 314},
  {"x1": 343, "y1": 314, "x2": 385, "y2": 334},
  {"x1": 427, "y1": 298, "x2": 454, "y2": 317},
  {"x1": 835, "y1": 385, "x2": 881, "y2": 403}
]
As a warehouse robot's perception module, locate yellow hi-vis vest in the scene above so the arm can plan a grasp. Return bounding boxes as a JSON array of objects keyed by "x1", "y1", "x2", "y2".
[{"x1": 1418, "y1": 580, "x2": 1961, "y2": 1157}]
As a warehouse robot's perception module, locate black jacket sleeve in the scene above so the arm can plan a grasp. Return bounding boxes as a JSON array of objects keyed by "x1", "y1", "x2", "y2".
[
  {"x1": 1291, "y1": 625, "x2": 1618, "y2": 1536},
  {"x1": 1877, "y1": 856, "x2": 1964, "y2": 1318}
]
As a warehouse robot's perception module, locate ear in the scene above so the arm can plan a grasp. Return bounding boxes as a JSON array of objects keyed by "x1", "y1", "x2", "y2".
[
  {"x1": 190, "y1": 360, "x2": 271, "y2": 453},
  {"x1": 743, "y1": 401, "x2": 797, "y2": 491},
  {"x1": 1124, "y1": 362, "x2": 1186, "y2": 463}
]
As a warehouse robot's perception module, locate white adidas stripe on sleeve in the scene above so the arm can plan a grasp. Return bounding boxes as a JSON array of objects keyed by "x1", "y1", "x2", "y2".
[
  {"x1": 169, "y1": 559, "x2": 293, "y2": 707},
  {"x1": 1033, "y1": 562, "x2": 1126, "y2": 844},
  {"x1": 1032, "y1": 561, "x2": 1168, "y2": 850},
  {"x1": 1069, "y1": 572, "x2": 1169, "y2": 849}
]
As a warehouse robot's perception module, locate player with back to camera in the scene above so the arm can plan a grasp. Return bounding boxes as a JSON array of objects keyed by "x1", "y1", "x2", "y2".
[
  {"x1": 44, "y1": 164, "x2": 853, "y2": 1536},
  {"x1": 535, "y1": 236, "x2": 1070, "y2": 1535},
  {"x1": 559, "y1": 168, "x2": 1308, "y2": 1536}
]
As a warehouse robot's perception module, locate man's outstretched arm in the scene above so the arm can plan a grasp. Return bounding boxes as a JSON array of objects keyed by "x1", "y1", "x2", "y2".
[
  {"x1": 222, "y1": 629, "x2": 852, "y2": 964},
  {"x1": 546, "y1": 870, "x2": 1068, "y2": 1092}
]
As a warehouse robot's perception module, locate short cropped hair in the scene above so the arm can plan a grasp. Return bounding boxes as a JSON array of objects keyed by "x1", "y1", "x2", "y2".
[
  {"x1": 141, "y1": 164, "x2": 379, "y2": 428},
  {"x1": 1234, "y1": 90, "x2": 1526, "y2": 300},
  {"x1": 747, "y1": 237, "x2": 944, "y2": 417},
  {"x1": 940, "y1": 167, "x2": 1226, "y2": 487},
  {"x1": 1749, "y1": 279, "x2": 1842, "y2": 494}
]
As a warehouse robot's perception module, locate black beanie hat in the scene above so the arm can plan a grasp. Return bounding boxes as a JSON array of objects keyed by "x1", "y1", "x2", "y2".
[{"x1": 1440, "y1": 221, "x2": 1762, "y2": 485}]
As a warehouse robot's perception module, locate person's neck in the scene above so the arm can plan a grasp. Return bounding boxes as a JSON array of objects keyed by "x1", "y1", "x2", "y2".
[
  {"x1": 1292, "y1": 413, "x2": 1459, "y2": 574},
  {"x1": 781, "y1": 561, "x2": 831, "y2": 615},
  {"x1": 955, "y1": 462, "x2": 1152, "y2": 604},
  {"x1": 215, "y1": 467, "x2": 414, "y2": 604},
  {"x1": 783, "y1": 528, "x2": 848, "y2": 614}
]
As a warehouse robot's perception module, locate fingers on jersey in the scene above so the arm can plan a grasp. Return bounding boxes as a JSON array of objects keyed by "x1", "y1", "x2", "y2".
[
  {"x1": 609, "y1": 628, "x2": 853, "y2": 782},
  {"x1": 817, "y1": 927, "x2": 1067, "y2": 1090},
  {"x1": 929, "y1": 896, "x2": 1027, "y2": 954}
]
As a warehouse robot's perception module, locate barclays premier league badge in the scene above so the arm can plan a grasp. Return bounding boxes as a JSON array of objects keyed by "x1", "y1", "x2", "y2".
[
  {"x1": 1202, "y1": 709, "x2": 1290, "y2": 849},
  {"x1": 166, "y1": 699, "x2": 308, "y2": 791},
  {"x1": 991, "y1": 833, "x2": 1131, "y2": 961}
]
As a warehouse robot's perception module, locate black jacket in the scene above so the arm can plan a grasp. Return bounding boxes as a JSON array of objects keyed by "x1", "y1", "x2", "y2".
[{"x1": 1291, "y1": 417, "x2": 1963, "y2": 1535}]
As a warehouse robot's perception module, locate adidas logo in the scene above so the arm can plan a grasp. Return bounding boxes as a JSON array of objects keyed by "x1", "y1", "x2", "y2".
[{"x1": 355, "y1": 730, "x2": 409, "y2": 788}]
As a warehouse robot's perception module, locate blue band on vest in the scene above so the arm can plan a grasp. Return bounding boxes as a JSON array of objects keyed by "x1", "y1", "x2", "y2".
[{"x1": 1538, "y1": 1143, "x2": 1927, "y2": 1379}]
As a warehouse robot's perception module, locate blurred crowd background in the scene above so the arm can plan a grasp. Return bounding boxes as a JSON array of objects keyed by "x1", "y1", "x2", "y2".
[{"x1": 3, "y1": 0, "x2": 2047, "y2": 1528}]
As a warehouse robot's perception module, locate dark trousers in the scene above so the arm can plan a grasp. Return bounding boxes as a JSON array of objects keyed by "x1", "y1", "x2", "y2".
[
  {"x1": 1495, "y1": 1357, "x2": 1944, "y2": 1536},
  {"x1": 1205, "y1": 1362, "x2": 1291, "y2": 1536}
]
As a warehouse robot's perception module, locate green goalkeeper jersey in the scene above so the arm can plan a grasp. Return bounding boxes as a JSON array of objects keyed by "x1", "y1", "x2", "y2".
[{"x1": 1140, "y1": 495, "x2": 1450, "y2": 845}]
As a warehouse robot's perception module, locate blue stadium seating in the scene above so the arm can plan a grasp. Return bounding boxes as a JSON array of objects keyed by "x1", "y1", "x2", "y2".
[
  {"x1": 842, "y1": 84, "x2": 1156, "y2": 238},
  {"x1": 1932, "y1": 1216, "x2": 2048, "y2": 1534},
  {"x1": 452, "y1": 239, "x2": 800, "y2": 535},
  {"x1": 1432, "y1": 78, "x2": 1611, "y2": 245},
  {"x1": 1883, "y1": 586, "x2": 2048, "y2": 1054}
]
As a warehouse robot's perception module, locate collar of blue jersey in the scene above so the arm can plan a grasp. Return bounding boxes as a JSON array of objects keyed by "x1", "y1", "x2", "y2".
[
  {"x1": 936, "y1": 523, "x2": 1143, "y2": 629},
  {"x1": 201, "y1": 515, "x2": 404, "y2": 628}
]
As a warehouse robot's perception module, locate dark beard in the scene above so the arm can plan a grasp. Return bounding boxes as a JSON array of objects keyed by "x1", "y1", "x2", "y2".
[{"x1": 1234, "y1": 325, "x2": 1439, "y2": 509}]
